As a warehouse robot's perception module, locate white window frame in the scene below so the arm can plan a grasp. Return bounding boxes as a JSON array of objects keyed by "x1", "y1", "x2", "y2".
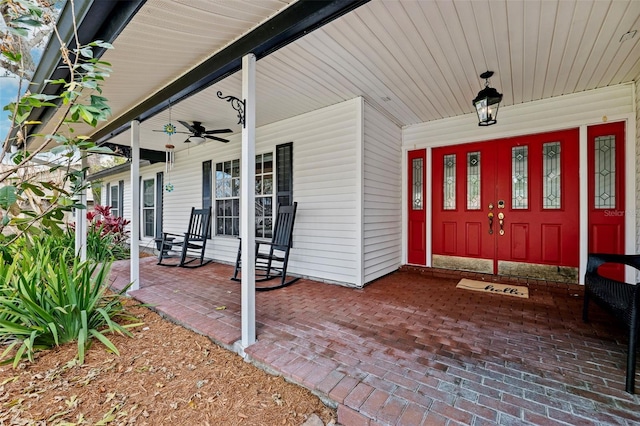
[
  {"x1": 214, "y1": 152, "x2": 275, "y2": 238},
  {"x1": 109, "y1": 183, "x2": 120, "y2": 217},
  {"x1": 141, "y1": 177, "x2": 156, "y2": 238},
  {"x1": 215, "y1": 159, "x2": 241, "y2": 237},
  {"x1": 255, "y1": 152, "x2": 274, "y2": 239}
]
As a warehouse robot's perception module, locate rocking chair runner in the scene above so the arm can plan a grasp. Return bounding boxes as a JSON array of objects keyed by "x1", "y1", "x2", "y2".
[
  {"x1": 231, "y1": 202, "x2": 299, "y2": 291},
  {"x1": 157, "y1": 207, "x2": 212, "y2": 268}
]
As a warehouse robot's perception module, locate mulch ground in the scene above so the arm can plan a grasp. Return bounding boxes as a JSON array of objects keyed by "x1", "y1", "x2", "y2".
[{"x1": 0, "y1": 301, "x2": 337, "y2": 425}]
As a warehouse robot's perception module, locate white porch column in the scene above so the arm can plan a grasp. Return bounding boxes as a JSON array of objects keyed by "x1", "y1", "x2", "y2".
[
  {"x1": 240, "y1": 53, "x2": 256, "y2": 349},
  {"x1": 579, "y1": 125, "x2": 588, "y2": 285},
  {"x1": 129, "y1": 120, "x2": 141, "y2": 292},
  {"x1": 74, "y1": 152, "x2": 88, "y2": 261}
]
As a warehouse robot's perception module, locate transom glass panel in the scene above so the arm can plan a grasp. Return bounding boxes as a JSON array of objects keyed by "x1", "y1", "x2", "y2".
[
  {"x1": 511, "y1": 146, "x2": 528, "y2": 209},
  {"x1": 542, "y1": 142, "x2": 561, "y2": 209},
  {"x1": 466, "y1": 152, "x2": 481, "y2": 210},
  {"x1": 412, "y1": 158, "x2": 423, "y2": 210},
  {"x1": 443, "y1": 154, "x2": 456, "y2": 210},
  {"x1": 594, "y1": 135, "x2": 616, "y2": 209}
]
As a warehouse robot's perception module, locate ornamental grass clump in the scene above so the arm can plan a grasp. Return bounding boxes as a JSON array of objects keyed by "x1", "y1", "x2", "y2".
[{"x1": 0, "y1": 242, "x2": 140, "y2": 366}]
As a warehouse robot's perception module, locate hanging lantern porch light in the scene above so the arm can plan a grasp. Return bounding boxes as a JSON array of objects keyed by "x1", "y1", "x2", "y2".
[{"x1": 472, "y1": 71, "x2": 503, "y2": 126}]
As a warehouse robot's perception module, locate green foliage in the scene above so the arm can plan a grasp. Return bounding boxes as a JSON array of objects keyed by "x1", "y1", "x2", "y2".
[
  {"x1": 0, "y1": 243, "x2": 140, "y2": 366},
  {"x1": 6, "y1": 220, "x2": 130, "y2": 266},
  {"x1": 0, "y1": 186, "x2": 18, "y2": 209},
  {"x1": 86, "y1": 230, "x2": 130, "y2": 262},
  {"x1": 1, "y1": 0, "x2": 116, "y2": 243}
]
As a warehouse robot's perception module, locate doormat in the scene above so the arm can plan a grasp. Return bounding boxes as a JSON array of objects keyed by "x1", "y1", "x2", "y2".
[{"x1": 456, "y1": 278, "x2": 529, "y2": 298}]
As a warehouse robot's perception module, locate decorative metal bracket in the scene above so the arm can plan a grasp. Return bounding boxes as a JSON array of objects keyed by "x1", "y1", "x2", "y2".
[
  {"x1": 100, "y1": 142, "x2": 166, "y2": 163},
  {"x1": 217, "y1": 91, "x2": 246, "y2": 128},
  {"x1": 102, "y1": 142, "x2": 131, "y2": 158}
]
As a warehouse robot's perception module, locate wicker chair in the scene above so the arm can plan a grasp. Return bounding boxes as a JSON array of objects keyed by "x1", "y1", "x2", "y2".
[{"x1": 583, "y1": 253, "x2": 640, "y2": 394}]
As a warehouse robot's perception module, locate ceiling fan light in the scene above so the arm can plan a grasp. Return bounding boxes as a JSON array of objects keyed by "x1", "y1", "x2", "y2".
[{"x1": 188, "y1": 136, "x2": 206, "y2": 145}]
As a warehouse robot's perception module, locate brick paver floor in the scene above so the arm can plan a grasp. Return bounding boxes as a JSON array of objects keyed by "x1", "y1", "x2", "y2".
[{"x1": 109, "y1": 258, "x2": 640, "y2": 425}]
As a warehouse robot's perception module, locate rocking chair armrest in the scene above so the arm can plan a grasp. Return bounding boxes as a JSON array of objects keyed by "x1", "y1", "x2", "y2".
[
  {"x1": 255, "y1": 239, "x2": 278, "y2": 249},
  {"x1": 162, "y1": 232, "x2": 183, "y2": 238},
  {"x1": 158, "y1": 232, "x2": 184, "y2": 245}
]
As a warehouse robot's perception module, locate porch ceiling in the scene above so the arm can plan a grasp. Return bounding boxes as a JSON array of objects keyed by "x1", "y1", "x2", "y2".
[{"x1": 41, "y1": 0, "x2": 640, "y2": 152}]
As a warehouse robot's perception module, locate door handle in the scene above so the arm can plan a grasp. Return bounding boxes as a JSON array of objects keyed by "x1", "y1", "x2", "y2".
[
  {"x1": 488, "y1": 212, "x2": 494, "y2": 234},
  {"x1": 498, "y1": 212, "x2": 505, "y2": 235}
]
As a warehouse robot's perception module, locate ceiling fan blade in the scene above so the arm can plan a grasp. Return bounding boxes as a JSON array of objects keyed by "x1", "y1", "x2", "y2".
[
  {"x1": 178, "y1": 120, "x2": 197, "y2": 133},
  {"x1": 205, "y1": 135, "x2": 230, "y2": 143},
  {"x1": 153, "y1": 129, "x2": 190, "y2": 134},
  {"x1": 203, "y1": 128, "x2": 233, "y2": 135}
]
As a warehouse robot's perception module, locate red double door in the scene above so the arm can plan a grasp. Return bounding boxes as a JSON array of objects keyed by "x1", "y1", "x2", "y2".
[
  {"x1": 408, "y1": 124, "x2": 625, "y2": 280},
  {"x1": 430, "y1": 128, "x2": 581, "y2": 277}
]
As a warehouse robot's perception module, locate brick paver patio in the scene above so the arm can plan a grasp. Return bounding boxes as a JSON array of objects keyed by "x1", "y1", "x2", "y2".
[{"x1": 109, "y1": 258, "x2": 640, "y2": 425}]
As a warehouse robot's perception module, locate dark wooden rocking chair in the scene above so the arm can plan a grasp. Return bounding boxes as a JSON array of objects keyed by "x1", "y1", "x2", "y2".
[
  {"x1": 157, "y1": 207, "x2": 212, "y2": 268},
  {"x1": 231, "y1": 202, "x2": 299, "y2": 291}
]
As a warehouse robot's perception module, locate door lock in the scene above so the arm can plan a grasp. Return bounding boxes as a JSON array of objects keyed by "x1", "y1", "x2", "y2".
[
  {"x1": 488, "y1": 212, "x2": 494, "y2": 234},
  {"x1": 498, "y1": 212, "x2": 505, "y2": 235}
]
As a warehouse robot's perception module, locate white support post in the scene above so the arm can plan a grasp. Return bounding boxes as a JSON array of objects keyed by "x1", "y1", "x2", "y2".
[
  {"x1": 240, "y1": 53, "x2": 256, "y2": 350},
  {"x1": 75, "y1": 151, "x2": 88, "y2": 261},
  {"x1": 129, "y1": 120, "x2": 141, "y2": 292},
  {"x1": 579, "y1": 125, "x2": 588, "y2": 285}
]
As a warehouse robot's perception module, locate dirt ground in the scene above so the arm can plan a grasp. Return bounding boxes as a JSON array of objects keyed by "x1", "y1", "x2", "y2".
[{"x1": 0, "y1": 301, "x2": 337, "y2": 425}]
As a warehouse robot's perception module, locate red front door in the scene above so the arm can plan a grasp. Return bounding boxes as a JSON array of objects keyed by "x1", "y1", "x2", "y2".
[
  {"x1": 588, "y1": 121, "x2": 626, "y2": 280},
  {"x1": 408, "y1": 149, "x2": 426, "y2": 265},
  {"x1": 432, "y1": 129, "x2": 580, "y2": 280}
]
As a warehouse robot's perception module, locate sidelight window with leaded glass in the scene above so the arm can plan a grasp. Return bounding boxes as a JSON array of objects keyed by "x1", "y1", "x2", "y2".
[
  {"x1": 443, "y1": 154, "x2": 456, "y2": 210},
  {"x1": 466, "y1": 152, "x2": 481, "y2": 210},
  {"x1": 594, "y1": 135, "x2": 616, "y2": 209},
  {"x1": 412, "y1": 158, "x2": 423, "y2": 210},
  {"x1": 542, "y1": 142, "x2": 561, "y2": 209},
  {"x1": 511, "y1": 146, "x2": 528, "y2": 209}
]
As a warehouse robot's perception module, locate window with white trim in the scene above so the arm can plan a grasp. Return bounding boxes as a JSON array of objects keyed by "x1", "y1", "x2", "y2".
[
  {"x1": 214, "y1": 144, "x2": 292, "y2": 238},
  {"x1": 215, "y1": 159, "x2": 240, "y2": 236},
  {"x1": 255, "y1": 152, "x2": 274, "y2": 238},
  {"x1": 109, "y1": 184, "x2": 119, "y2": 216},
  {"x1": 142, "y1": 178, "x2": 155, "y2": 238}
]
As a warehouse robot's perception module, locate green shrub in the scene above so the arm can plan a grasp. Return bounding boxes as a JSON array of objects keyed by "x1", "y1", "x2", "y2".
[{"x1": 0, "y1": 243, "x2": 140, "y2": 366}]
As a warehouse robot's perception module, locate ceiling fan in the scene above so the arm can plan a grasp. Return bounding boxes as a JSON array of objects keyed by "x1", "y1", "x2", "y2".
[{"x1": 178, "y1": 121, "x2": 233, "y2": 143}]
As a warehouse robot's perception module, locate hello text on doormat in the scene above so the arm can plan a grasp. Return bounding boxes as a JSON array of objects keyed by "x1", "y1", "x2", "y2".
[{"x1": 456, "y1": 278, "x2": 529, "y2": 299}]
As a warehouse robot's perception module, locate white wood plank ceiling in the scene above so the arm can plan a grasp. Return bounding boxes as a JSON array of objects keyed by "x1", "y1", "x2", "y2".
[{"x1": 82, "y1": 0, "x2": 640, "y2": 150}]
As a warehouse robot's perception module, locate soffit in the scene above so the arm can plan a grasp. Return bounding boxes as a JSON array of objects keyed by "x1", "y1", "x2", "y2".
[{"x1": 44, "y1": 0, "x2": 640, "y2": 152}]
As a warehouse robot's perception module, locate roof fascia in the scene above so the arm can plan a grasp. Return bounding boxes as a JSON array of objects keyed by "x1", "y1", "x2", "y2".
[{"x1": 92, "y1": 0, "x2": 370, "y2": 145}]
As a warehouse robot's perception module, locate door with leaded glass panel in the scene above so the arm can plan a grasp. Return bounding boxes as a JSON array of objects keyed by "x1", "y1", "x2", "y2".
[
  {"x1": 432, "y1": 141, "x2": 497, "y2": 272},
  {"x1": 432, "y1": 128, "x2": 580, "y2": 281},
  {"x1": 408, "y1": 149, "x2": 426, "y2": 265},
  {"x1": 587, "y1": 121, "x2": 626, "y2": 281}
]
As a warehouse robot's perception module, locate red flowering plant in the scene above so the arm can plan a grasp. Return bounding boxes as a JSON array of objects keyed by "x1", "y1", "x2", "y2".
[
  {"x1": 65, "y1": 204, "x2": 131, "y2": 261},
  {"x1": 88, "y1": 205, "x2": 130, "y2": 244}
]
